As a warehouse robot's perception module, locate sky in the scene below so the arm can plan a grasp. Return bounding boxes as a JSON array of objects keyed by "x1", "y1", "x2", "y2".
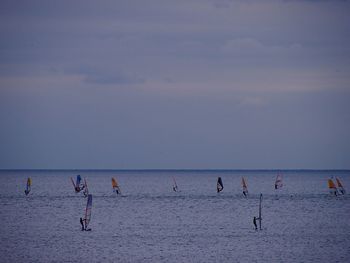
[{"x1": 0, "y1": 0, "x2": 349, "y2": 169}]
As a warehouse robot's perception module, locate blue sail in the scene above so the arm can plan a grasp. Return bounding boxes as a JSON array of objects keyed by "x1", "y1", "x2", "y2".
[{"x1": 76, "y1": 175, "x2": 82, "y2": 186}]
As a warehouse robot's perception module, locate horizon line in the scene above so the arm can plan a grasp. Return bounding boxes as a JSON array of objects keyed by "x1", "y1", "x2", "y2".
[{"x1": 0, "y1": 168, "x2": 349, "y2": 172}]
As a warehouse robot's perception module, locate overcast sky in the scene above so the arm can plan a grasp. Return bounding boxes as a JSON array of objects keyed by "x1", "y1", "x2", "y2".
[{"x1": 0, "y1": 0, "x2": 349, "y2": 169}]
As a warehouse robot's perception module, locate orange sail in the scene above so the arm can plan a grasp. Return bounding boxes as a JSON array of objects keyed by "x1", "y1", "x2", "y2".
[
  {"x1": 328, "y1": 179, "x2": 338, "y2": 195},
  {"x1": 328, "y1": 179, "x2": 336, "y2": 189},
  {"x1": 112, "y1": 177, "x2": 118, "y2": 188},
  {"x1": 111, "y1": 177, "x2": 121, "y2": 194}
]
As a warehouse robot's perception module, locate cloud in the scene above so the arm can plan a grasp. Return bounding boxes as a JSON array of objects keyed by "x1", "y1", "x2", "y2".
[{"x1": 65, "y1": 66, "x2": 145, "y2": 85}]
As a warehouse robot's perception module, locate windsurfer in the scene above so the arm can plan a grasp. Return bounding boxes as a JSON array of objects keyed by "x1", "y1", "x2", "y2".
[
  {"x1": 80, "y1": 218, "x2": 85, "y2": 231},
  {"x1": 253, "y1": 216, "x2": 257, "y2": 230},
  {"x1": 243, "y1": 191, "x2": 247, "y2": 197}
]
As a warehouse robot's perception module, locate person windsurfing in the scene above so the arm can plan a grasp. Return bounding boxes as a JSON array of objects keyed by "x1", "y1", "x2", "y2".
[
  {"x1": 253, "y1": 216, "x2": 257, "y2": 230},
  {"x1": 24, "y1": 178, "x2": 31, "y2": 195},
  {"x1": 80, "y1": 217, "x2": 85, "y2": 231}
]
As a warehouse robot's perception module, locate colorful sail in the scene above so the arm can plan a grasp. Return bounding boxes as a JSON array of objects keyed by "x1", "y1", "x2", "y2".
[
  {"x1": 71, "y1": 175, "x2": 84, "y2": 193},
  {"x1": 242, "y1": 177, "x2": 248, "y2": 196},
  {"x1": 25, "y1": 178, "x2": 31, "y2": 195},
  {"x1": 84, "y1": 194, "x2": 92, "y2": 230},
  {"x1": 274, "y1": 174, "x2": 283, "y2": 189},
  {"x1": 336, "y1": 177, "x2": 346, "y2": 195},
  {"x1": 217, "y1": 177, "x2": 224, "y2": 193},
  {"x1": 328, "y1": 179, "x2": 338, "y2": 195},
  {"x1": 172, "y1": 177, "x2": 178, "y2": 192},
  {"x1": 111, "y1": 177, "x2": 121, "y2": 194}
]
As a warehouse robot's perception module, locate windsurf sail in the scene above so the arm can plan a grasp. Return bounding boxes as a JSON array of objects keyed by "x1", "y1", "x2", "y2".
[
  {"x1": 72, "y1": 175, "x2": 84, "y2": 193},
  {"x1": 83, "y1": 179, "x2": 89, "y2": 197},
  {"x1": 217, "y1": 177, "x2": 224, "y2": 193},
  {"x1": 84, "y1": 194, "x2": 92, "y2": 230},
  {"x1": 172, "y1": 177, "x2": 178, "y2": 192},
  {"x1": 25, "y1": 178, "x2": 31, "y2": 195},
  {"x1": 336, "y1": 177, "x2": 345, "y2": 195},
  {"x1": 258, "y1": 193, "x2": 262, "y2": 230},
  {"x1": 328, "y1": 179, "x2": 338, "y2": 195},
  {"x1": 76, "y1": 175, "x2": 82, "y2": 187},
  {"x1": 274, "y1": 174, "x2": 283, "y2": 190},
  {"x1": 242, "y1": 177, "x2": 248, "y2": 196},
  {"x1": 111, "y1": 177, "x2": 121, "y2": 194}
]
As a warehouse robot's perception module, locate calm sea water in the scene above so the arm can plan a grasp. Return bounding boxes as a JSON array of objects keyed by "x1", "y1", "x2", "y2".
[{"x1": 0, "y1": 170, "x2": 349, "y2": 262}]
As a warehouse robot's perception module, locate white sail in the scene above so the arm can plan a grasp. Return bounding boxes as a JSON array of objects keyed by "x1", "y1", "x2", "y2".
[
  {"x1": 274, "y1": 174, "x2": 283, "y2": 189},
  {"x1": 172, "y1": 177, "x2": 178, "y2": 192}
]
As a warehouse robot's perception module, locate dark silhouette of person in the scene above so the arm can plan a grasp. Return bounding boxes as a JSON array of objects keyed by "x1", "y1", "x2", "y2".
[
  {"x1": 243, "y1": 191, "x2": 247, "y2": 197},
  {"x1": 80, "y1": 217, "x2": 85, "y2": 231},
  {"x1": 253, "y1": 216, "x2": 257, "y2": 230},
  {"x1": 275, "y1": 184, "x2": 277, "y2": 190}
]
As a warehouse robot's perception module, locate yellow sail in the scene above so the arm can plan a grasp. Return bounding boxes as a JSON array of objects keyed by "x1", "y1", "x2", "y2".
[
  {"x1": 328, "y1": 179, "x2": 336, "y2": 189},
  {"x1": 111, "y1": 177, "x2": 118, "y2": 188},
  {"x1": 27, "y1": 178, "x2": 32, "y2": 186}
]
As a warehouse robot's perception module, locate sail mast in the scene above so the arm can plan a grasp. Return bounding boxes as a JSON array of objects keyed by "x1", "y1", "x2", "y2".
[
  {"x1": 259, "y1": 193, "x2": 262, "y2": 230},
  {"x1": 84, "y1": 194, "x2": 92, "y2": 230}
]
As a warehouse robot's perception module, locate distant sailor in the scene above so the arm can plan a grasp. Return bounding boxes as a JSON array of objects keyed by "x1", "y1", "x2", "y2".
[
  {"x1": 243, "y1": 191, "x2": 247, "y2": 197},
  {"x1": 253, "y1": 216, "x2": 257, "y2": 230}
]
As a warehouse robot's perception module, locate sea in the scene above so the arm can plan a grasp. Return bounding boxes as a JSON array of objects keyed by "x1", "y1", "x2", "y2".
[{"x1": 0, "y1": 170, "x2": 349, "y2": 263}]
